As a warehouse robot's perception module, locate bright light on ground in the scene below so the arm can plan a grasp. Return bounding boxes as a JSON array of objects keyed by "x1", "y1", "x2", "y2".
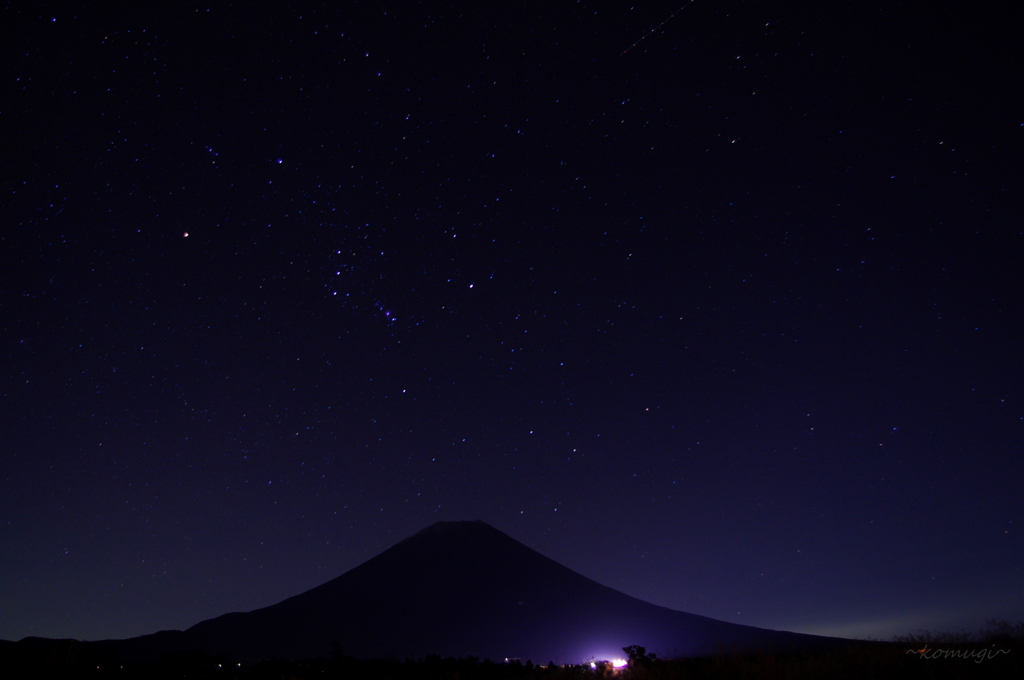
[{"x1": 611, "y1": 659, "x2": 628, "y2": 668}]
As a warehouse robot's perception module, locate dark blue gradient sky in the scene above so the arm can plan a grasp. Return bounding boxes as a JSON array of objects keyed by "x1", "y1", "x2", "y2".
[{"x1": 2, "y1": 0, "x2": 1021, "y2": 644}]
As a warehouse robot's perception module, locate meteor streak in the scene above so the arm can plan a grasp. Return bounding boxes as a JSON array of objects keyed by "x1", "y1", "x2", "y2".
[{"x1": 621, "y1": 1, "x2": 697, "y2": 56}]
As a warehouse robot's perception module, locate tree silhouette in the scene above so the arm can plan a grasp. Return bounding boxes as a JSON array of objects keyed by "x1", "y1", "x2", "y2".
[{"x1": 622, "y1": 645, "x2": 657, "y2": 666}]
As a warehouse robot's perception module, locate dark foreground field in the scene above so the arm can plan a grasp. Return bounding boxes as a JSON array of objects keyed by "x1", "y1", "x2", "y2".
[{"x1": 3, "y1": 640, "x2": 1021, "y2": 680}]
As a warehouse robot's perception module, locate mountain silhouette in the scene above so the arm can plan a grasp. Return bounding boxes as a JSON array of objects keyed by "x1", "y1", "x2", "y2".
[{"x1": 99, "y1": 520, "x2": 847, "y2": 662}]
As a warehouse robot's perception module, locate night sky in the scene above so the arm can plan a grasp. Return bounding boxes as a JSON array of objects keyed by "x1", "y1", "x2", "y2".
[{"x1": 2, "y1": 0, "x2": 1022, "y2": 646}]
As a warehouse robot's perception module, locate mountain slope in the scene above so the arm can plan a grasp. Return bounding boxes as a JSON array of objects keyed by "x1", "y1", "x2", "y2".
[{"x1": 102, "y1": 521, "x2": 846, "y2": 662}]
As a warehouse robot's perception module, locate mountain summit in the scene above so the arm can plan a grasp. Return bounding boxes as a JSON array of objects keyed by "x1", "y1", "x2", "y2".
[{"x1": 102, "y1": 521, "x2": 844, "y2": 662}]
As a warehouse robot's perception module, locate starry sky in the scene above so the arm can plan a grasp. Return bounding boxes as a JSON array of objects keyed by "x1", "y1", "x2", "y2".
[{"x1": 2, "y1": 0, "x2": 1022, "y2": 645}]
